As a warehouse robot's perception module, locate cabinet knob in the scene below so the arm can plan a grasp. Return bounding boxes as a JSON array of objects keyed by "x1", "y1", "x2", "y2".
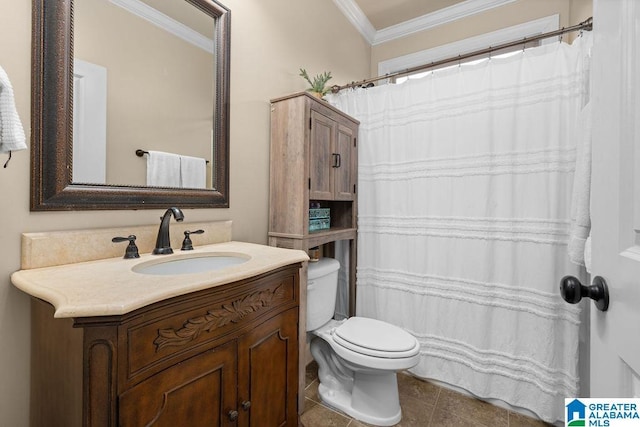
[
  {"x1": 241, "y1": 400, "x2": 251, "y2": 411},
  {"x1": 228, "y1": 410, "x2": 239, "y2": 421}
]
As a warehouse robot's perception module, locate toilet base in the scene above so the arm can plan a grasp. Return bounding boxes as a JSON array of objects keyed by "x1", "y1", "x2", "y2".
[
  {"x1": 317, "y1": 370, "x2": 402, "y2": 426},
  {"x1": 309, "y1": 321, "x2": 419, "y2": 426}
]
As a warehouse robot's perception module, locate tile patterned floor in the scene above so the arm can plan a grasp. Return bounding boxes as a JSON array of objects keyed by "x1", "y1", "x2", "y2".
[{"x1": 300, "y1": 362, "x2": 552, "y2": 427}]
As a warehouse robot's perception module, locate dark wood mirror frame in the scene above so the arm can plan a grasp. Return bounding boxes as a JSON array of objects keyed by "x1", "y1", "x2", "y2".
[{"x1": 31, "y1": 0, "x2": 230, "y2": 210}]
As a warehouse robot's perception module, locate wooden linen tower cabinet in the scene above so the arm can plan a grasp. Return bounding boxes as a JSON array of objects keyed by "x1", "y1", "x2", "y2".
[{"x1": 268, "y1": 92, "x2": 359, "y2": 317}]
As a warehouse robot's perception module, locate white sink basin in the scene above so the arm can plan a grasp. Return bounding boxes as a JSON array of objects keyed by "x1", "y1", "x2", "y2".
[{"x1": 132, "y1": 253, "x2": 249, "y2": 276}]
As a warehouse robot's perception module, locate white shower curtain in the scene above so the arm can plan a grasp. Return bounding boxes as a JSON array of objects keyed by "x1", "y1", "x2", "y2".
[{"x1": 329, "y1": 34, "x2": 591, "y2": 423}]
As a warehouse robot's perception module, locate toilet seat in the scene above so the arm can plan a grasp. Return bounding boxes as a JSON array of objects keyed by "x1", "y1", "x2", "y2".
[{"x1": 333, "y1": 317, "x2": 419, "y2": 359}]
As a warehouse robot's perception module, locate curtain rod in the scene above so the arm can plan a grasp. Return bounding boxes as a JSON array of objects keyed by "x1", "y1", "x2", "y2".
[{"x1": 331, "y1": 17, "x2": 593, "y2": 93}]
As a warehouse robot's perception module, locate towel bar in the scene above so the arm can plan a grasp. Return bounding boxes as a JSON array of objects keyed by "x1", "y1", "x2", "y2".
[{"x1": 136, "y1": 149, "x2": 209, "y2": 164}]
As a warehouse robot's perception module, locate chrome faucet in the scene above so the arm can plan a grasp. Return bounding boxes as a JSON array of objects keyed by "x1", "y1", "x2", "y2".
[{"x1": 152, "y1": 207, "x2": 184, "y2": 255}]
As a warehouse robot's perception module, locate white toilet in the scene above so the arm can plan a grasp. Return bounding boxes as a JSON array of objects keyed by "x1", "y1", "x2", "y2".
[{"x1": 307, "y1": 257, "x2": 420, "y2": 426}]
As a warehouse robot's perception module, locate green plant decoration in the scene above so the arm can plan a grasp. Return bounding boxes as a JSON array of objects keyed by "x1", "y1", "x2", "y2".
[{"x1": 299, "y1": 68, "x2": 333, "y2": 96}]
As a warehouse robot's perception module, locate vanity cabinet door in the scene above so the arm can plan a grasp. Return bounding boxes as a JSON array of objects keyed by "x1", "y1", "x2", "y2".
[
  {"x1": 118, "y1": 341, "x2": 237, "y2": 427},
  {"x1": 237, "y1": 308, "x2": 299, "y2": 427}
]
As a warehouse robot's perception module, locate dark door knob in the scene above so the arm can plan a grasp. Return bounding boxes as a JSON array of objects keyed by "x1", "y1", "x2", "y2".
[
  {"x1": 241, "y1": 400, "x2": 251, "y2": 411},
  {"x1": 560, "y1": 275, "x2": 609, "y2": 311}
]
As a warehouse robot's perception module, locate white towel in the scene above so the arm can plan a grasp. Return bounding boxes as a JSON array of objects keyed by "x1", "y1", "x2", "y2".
[
  {"x1": 179, "y1": 155, "x2": 206, "y2": 189},
  {"x1": 0, "y1": 66, "x2": 27, "y2": 154},
  {"x1": 584, "y1": 234, "x2": 592, "y2": 274},
  {"x1": 146, "y1": 150, "x2": 181, "y2": 187},
  {"x1": 568, "y1": 102, "x2": 592, "y2": 266}
]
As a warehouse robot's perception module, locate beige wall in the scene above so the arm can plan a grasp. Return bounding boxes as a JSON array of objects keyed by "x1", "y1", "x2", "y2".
[
  {"x1": 371, "y1": 0, "x2": 593, "y2": 76},
  {"x1": 0, "y1": 0, "x2": 369, "y2": 425},
  {"x1": 571, "y1": 0, "x2": 593, "y2": 24}
]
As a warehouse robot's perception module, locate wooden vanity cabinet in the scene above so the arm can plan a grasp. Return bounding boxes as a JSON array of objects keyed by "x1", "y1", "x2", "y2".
[
  {"x1": 30, "y1": 264, "x2": 301, "y2": 427},
  {"x1": 269, "y1": 92, "x2": 358, "y2": 315}
]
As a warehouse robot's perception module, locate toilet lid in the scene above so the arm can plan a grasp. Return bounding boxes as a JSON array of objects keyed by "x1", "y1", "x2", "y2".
[{"x1": 333, "y1": 317, "x2": 419, "y2": 359}]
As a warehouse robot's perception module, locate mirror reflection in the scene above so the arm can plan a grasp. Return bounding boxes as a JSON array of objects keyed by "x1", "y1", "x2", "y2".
[
  {"x1": 31, "y1": 0, "x2": 229, "y2": 210},
  {"x1": 73, "y1": 0, "x2": 215, "y2": 189}
]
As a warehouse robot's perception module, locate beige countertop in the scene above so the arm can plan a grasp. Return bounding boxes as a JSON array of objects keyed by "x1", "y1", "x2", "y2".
[{"x1": 11, "y1": 241, "x2": 308, "y2": 318}]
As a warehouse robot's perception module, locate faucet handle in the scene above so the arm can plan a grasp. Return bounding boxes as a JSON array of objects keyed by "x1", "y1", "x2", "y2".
[
  {"x1": 112, "y1": 235, "x2": 140, "y2": 259},
  {"x1": 181, "y1": 229, "x2": 205, "y2": 251}
]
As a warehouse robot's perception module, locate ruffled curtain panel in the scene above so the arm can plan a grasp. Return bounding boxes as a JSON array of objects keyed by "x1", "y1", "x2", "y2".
[{"x1": 328, "y1": 34, "x2": 592, "y2": 423}]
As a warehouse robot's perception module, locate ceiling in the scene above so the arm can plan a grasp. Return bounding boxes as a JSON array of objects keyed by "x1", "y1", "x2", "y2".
[{"x1": 355, "y1": 0, "x2": 466, "y2": 30}]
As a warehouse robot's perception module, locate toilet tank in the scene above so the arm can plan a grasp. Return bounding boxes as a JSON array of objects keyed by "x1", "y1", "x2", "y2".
[{"x1": 306, "y1": 257, "x2": 341, "y2": 331}]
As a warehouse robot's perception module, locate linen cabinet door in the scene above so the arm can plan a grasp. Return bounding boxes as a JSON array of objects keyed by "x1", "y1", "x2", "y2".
[
  {"x1": 237, "y1": 308, "x2": 299, "y2": 427},
  {"x1": 333, "y1": 122, "x2": 356, "y2": 201},
  {"x1": 309, "y1": 110, "x2": 336, "y2": 200},
  {"x1": 118, "y1": 341, "x2": 237, "y2": 427}
]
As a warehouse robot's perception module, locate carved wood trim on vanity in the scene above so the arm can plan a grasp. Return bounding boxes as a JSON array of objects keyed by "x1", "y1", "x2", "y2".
[
  {"x1": 123, "y1": 268, "x2": 297, "y2": 386},
  {"x1": 84, "y1": 333, "x2": 117, "y2": 427},
  {"x1": 154, "y1": 284, "x2": 287, "y2": 351}
]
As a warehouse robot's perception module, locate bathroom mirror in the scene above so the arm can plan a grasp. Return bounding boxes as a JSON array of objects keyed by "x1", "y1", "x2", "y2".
[{"x1": 31, "y1": 0, "x2": 230, "y2": 210}]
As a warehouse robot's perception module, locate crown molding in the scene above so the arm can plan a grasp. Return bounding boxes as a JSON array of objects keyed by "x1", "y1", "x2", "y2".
[
  {"x1": 373, "y1": 0, "x2": 517, "y2": 45},
  {"x1": 334, "y1": 0, "x2": 518, "y2": 46},
  {"x1": 109, "y1": 0, "x2": 214, "y2": 53},
  {"x1": 332, "y1": 0, "x2": 376, "y2": 44},
  {"x1": 378, "y1": 14, "x2": 560, "y2": 76}
]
